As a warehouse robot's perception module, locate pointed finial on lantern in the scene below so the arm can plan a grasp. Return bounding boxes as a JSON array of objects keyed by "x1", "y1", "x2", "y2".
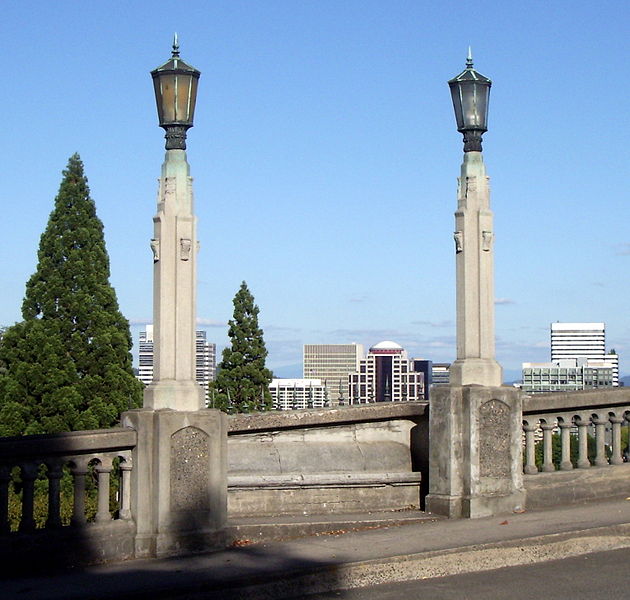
[
  {"x1": 466, "y1": 46, "x2": 473, "y2": 69},
  {"x1": 172, "y1": 33, "x2": 180, "y2": 58}
]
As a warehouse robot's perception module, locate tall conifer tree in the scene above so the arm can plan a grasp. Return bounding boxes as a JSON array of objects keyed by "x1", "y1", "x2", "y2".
[
  {"x1": 212, "y1": 281, "x2": 273, "y2": 413},
  {"x1": 0, "y1": 154, "x2": 142, "y2": 435}
]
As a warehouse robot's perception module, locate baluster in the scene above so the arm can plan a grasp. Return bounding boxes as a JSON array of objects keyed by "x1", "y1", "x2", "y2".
[
  {"x1": 609, "y1": 415, "x2": 624, "y2": 465},
  {"x1": 119, "y1": 460, "x2": 132, "y2": 520},
  {"x1": 95, "y1": 457, "x2": 113, "y2": 523},
  {"x1": 0, "y1": 465, "x2": 10, "y2": 533},
  {"x1": 540, "y1": 422, "x2": 555, "y2": 472},
  {"x1": 19, "y1": 463, "x2": 38, "y2": 532},
  {"x1": 70, "y1": 459, "x2": 88, "y2": 526},
  {"x1": 45, "y1": 461, "x2": 64, "y2": 529},
  {"x1": 558, "y1": 420, "x2": 573, "y2": 471},
  {"x1": 523, "y1": 423, "x2": 538, "y2": 474},
  {"x1": 575, "y1": 419, "x2": 590, "y2": 468},
  {"x1": 592, "y1": 416, "x2": 608, "y2": 467}
]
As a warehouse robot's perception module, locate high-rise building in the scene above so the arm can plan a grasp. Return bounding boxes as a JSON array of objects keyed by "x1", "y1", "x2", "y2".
[
  {"x1": 431, "y1": 363, "x2": 451, "y2": 386},
  {"x1": 138, "y1": 325, "x2": 155, "y2": 386},
  {"x1": 348, "y1": 341, "x2": 425, "y2": 404},
  {"x1": 195, "y1": 330, "x2": 216, "y2": 392},
  {"x1": 551, "y1": 322, "x2": 605, "y2": 362},
  {"x1": 270, "y1": 378, "x2": 328, "y2": 410},
  {"x1": 303, "y1": 343, "x2": 364, "y2": 404},
  {"x1": 550, "y1": 322, "x2": 618, "y2": 386},
  {"x1": 137, "y1": 325, "x2": 216, "y2": 392},
  {"x1": 603, "y1": 351, "x2": 619, "y2": 387}
]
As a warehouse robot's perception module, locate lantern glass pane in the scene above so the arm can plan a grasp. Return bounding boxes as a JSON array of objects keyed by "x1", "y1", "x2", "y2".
[
  {"x1": 160, "y1": 74, "x2": 177, "y2": 123},
  {"x1": 450, "y1": 84, "x2": 464, "y2": 130},
  {"x1": 175, "y1": 73, "x2": 192, "y2": 123},
  {"x1": 152, "y1": 77, "x2": 164, "y2": 123},
  {"x1": 460, "y1": 81, "x2": 489, "y2": 130},
  {"x1": 188, "y1": 77, "x2": 198, "y2": 124}
]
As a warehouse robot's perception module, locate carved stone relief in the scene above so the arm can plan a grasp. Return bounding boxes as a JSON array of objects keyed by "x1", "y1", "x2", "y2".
[
  {"x1": 150, "y1": 239, "x2": 160, "y2": 262},
  {"x1": 180, "y1": 238, "x2": 192, "y2": 261},
  {"x1": 454, "y1": 231, "x2": 463, "y2": 253},
  {"x1": 482, "y1": 230, "x2": 493, "y2": 252},
  {"x1": 478, "y1": 399, "x2": 510, "y2": 478}
]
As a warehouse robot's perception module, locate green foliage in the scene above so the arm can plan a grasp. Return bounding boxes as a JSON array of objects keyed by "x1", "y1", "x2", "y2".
[
  {"x1": 211, "y1": 281, "x2": 273, "y2": 413},
  {"x1": 0, "y1": 154, "x2": 142, "y2": 435},
  {"x1": 534, "y1": 432, "x2": 598, "y2": 470},
  {"x1": 7, "y1": 462, "x2": 122, "y2": 531}
]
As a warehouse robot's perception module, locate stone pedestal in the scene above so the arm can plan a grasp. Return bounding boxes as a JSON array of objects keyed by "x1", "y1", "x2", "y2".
[
  {"x1": 123, "y1": 408, "x2": 227, "y2": 557},
  {"x1": 426, "y1": 385, "x2": 525, "y2": 518}
]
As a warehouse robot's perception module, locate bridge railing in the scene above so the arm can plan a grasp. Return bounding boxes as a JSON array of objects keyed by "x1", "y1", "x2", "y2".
[
  {"x1": 0, "y1": 427, "x2": 136, "y2": 534},
  {"x1": 522, "y1": 388, "x2": 630, "y2": 474}
]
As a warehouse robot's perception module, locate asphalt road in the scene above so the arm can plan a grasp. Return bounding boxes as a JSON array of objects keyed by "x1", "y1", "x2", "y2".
[{"x1": 300, "y1": 547, "x2": 630, "y2": 600}]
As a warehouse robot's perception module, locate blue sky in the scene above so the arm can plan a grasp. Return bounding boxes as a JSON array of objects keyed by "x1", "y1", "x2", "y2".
[{"x1": 1, "y1": 1, "x2": 628, "y2": 379}]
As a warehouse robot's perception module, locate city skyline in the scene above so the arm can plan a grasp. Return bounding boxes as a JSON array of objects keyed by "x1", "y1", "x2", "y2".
[{"x1": 1, "y1": 2, "x2": 628, "y2": 378}]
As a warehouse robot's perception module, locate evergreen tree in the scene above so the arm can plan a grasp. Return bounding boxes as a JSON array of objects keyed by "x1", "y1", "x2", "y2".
[
  {"x1": 0, "y1": 154, "x2": 142, "y2": 435},
  {"x1": 211, "y1": 281, "x2": 273, "y2": 413}
]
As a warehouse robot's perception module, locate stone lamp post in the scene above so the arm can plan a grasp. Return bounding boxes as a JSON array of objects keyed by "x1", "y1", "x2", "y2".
[
  {"x1": 447, "y1": 48, "x2": 501, "y2": 387},
  {"x1": 144, "y1": 34, "x2": 205, "y2": 411},
  {"x1": 123, "y1": 38, "x2": 227, "y2": 558},
  {"x1": 425, "y1": 52, "x2": 524, "y2": 519}
]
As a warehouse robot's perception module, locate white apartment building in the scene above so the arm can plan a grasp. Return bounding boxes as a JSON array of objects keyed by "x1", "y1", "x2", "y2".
[
  {"x1": 195, "y1": 330, "x2": 217, "y2": 392},
  {"x1": 137, "y1": 325, "x2": 216, "y2": 392},
  {"x1": 270, "y1": 378, "x2": 328, "y2": 410},
  {"x1": 603, "y1": 352, "x2": 619, "y2": 387},
  {"x1": 348, "y1": 341, "x2": 425, "y2": 404},
  {"x1": 303, "y1": 343, "x2": 364, "y2": 404},
  {"x1": 551, "y1": 322, "x2": 605, "y2": 362},
  {"x1": 138, "y1": 325, "x2": 155, "y2": 386},
  {"x1": 550, "y1": 322, "x2": 618, "y2": 386}
]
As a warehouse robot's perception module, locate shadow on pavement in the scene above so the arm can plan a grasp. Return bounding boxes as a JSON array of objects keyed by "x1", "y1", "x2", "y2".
[{"x1": 1, "y1": 539, "x2": 349, "y2": 600}]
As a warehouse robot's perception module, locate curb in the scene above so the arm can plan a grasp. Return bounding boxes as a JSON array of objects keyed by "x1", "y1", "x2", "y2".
[{"x1": 225, "y1": 513, "x2": 440, "y2": 544}]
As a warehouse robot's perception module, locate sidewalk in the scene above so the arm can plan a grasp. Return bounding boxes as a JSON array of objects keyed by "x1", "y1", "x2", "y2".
[{"x1": 2, "y1": 498, "x2": 630, "y2": 600}]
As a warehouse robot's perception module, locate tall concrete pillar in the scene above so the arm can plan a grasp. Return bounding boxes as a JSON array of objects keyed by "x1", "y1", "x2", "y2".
[
  {"x1": 426, "y1": 54, "x2": 524, "y2": 518},
  {"x1": 143, "y1": 147, "x2": 205, "y2": 411},
  {"x1": 449, "y1": 150, "x2": 502, "y2": 387}
]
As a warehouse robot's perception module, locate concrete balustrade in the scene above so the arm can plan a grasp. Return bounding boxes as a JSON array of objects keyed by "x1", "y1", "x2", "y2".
[
  {"x1": 0, "y1": 387, "x2": 628, "y2": 568},
  {"x1": 522, "y1": 388, "x2": 630, "y2": 509},
  {"x1": 0, "y1": 428, "x2": 136, "y2": 534},
  {"x1": 523, "y1": 406, "x2": 630, "y2": 473}
]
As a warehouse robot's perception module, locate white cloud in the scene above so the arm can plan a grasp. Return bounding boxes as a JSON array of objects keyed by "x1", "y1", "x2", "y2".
[
  {"x1": 495, "y1": 298, "x2": 515, "y2": 306},
  {"x1": 614, "y1": 243, "x2": 630, "y2": 256}
]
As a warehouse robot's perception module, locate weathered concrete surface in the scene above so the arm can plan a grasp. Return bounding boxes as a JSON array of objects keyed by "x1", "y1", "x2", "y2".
[
  {"x1": 426, "y1": 385, "x2": 524, "y2": 518},
  {"x1": 227, "y1": 405, "x2": 427, "y2": 517},
  {"x1": 523, "y1": 386, "x2": 630, "y2": 413},
  {"x1": 0, "y1": 427, "x2": 137, "y2": 458},
  {"x1": 228, "y1": 402, "x2": 427, "y2": 433},
  {"x1": 122, "y1": 408, "x2": 227, "y2": 558},
  {"x1": 225, "y1": 509, "x2": 437, "y2": 545},
  {"x1": 4, "y1": 498, "x2": 630, "y2": 600},
  {"x1": 525, "y1": 464, "x2": 630, "y2": 509}
]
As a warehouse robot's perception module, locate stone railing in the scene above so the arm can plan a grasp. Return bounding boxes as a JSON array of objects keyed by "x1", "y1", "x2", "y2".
[
  {"x1": 0, "y1": 427, "x2": 136, "y2": 536},
  {"x1": 522, "y1": 388, "x2": 630, "y2": 474}
]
